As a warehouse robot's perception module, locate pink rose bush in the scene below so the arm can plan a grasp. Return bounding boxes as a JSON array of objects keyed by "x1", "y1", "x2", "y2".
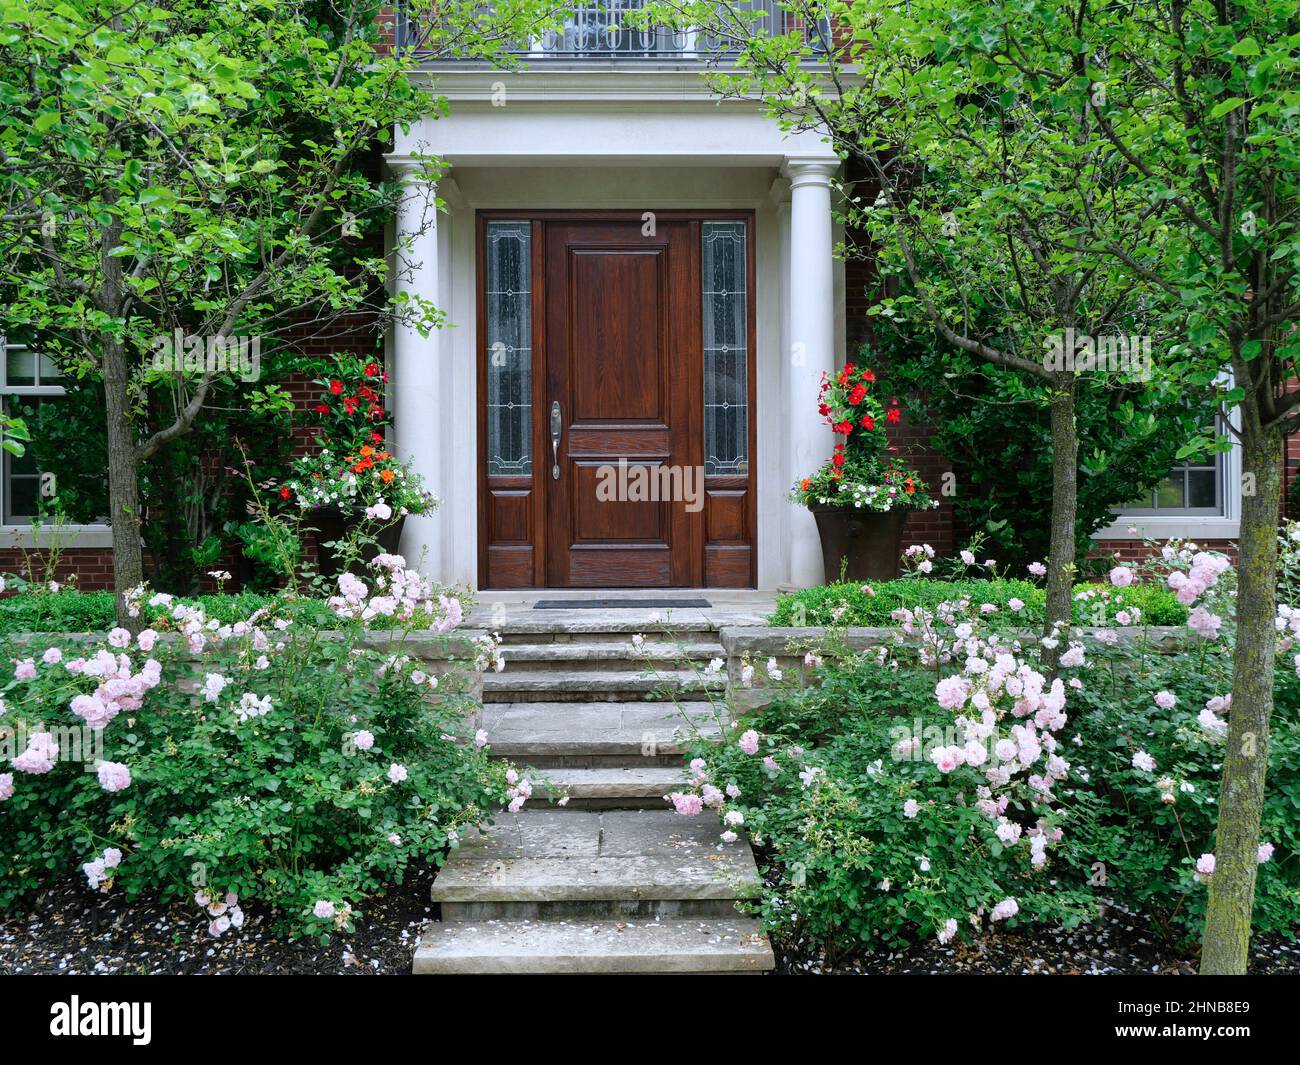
[
  {"x1": 673, "y1": 535, "x2": 1300, "y2": 950},
  {"x1": 0, "y1": 555, "x2": 524, "y2": 938}
]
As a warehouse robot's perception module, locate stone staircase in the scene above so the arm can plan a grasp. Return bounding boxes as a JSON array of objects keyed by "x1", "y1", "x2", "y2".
[{"x1": 413, "y1": 609, "x2": 776, "y2": 975}]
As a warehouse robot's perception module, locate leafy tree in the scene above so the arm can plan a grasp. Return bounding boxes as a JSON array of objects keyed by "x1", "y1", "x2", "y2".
[
  {"x1": 876, "y1": 299, "x2": 1218, "y2": 569},
  {"x1": 0, "y1": 0, "x2": 552, "y2": 621},
  {"x1": 1077, "y1": 0, "x2": 1300, "y2": 975},
  {"x1": 648, "y1": 0, "x2": 1218, "y2": 650}
]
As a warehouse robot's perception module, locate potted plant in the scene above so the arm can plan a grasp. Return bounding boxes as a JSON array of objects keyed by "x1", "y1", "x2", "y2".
[
  {"x1": 281, "y1": 444, "x2": 438, "y2": 577},
  {"x1": 277, "y1": 356, "x2": 438, "y2": 577},
  {"x1": 791, "y1": 360, "x2": 936, "y2": 582}
]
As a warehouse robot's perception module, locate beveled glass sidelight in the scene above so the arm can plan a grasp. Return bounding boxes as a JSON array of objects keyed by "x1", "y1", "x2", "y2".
[
  {"x1": 702, "y1": 221, "x2": 748, "y2": 476},
  {"x1": 485, "y1": 221, "x2": 532, "y2": 477}
]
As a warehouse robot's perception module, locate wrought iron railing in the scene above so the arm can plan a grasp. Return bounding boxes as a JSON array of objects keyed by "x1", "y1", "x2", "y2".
[{"x1": 396, "y1": 1, "x2": 831, "y2": 60}]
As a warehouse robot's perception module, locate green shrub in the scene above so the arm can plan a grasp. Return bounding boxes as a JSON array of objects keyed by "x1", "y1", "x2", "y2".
[
  {"x1": 678, "y1": 545, "x2": 1298, "y2": 954},
  {"x1": 0, "y1": 589, "x2": 299, "y2": 634},
  {"x1": 680, "y1": 659, "x2": 1097, "y2": 955},
  {"x1": 0, "y1": 586, "x2": 477, "y2": 636},
  {"x1": 771, "y1": 578, "x2": 1186, "y2": 627},
  {"x1": 0, "y1": 558, "x2": 512, "y2": 940},
  {"x1": 1062, "y1": 643, "x2": 1300, "y2": 942}
]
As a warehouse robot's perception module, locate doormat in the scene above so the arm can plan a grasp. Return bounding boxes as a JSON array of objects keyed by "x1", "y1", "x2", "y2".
[{"x1": 532, "y1": 598, "x2": 712, "y2": 610}]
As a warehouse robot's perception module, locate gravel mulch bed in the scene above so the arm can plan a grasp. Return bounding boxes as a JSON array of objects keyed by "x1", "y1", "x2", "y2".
[
  {"x1": 771, "y1": 910, "x2": 1300, "y2": 975},
  {"x1": 4, "y1": 872, "x2": 1297, "y2": 975},
  {"x1": 0, "y1": 866, "x2": 439, "y2": 975}
]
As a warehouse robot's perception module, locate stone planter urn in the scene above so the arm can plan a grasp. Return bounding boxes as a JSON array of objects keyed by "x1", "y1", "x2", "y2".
[
  {"x1": 312, "y1": 509, "x2": 406, "y2": 578},
  {"x1": 810, "y1": 505, "x2": 908, "y2": 583}
]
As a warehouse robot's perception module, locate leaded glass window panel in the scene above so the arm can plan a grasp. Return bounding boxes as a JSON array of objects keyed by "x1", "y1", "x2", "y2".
[
  {"x1": 485, "y1": 221, "x2": 532, "y2": 476},
  {"x1": 702, "y1": 221, "x2": 748, "y2": 476}
]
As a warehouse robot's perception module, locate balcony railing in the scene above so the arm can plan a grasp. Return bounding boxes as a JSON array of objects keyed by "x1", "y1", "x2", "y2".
[{"x1": 396, "y1": 1, "x2": 831, "y2": 60}]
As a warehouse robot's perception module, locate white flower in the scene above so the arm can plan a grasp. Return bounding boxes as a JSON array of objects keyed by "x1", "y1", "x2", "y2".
[{"x1": 1132, "y1": 750, "x2": 1157, "y2": 773}]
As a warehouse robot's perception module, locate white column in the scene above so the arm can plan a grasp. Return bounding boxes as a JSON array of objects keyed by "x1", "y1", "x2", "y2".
[
  {"x1": 388, "y1": 162, "x2": 444, "y2": 578},
  {"x1": 783, "y1": 157, "x2": 839, "y2": 588}
]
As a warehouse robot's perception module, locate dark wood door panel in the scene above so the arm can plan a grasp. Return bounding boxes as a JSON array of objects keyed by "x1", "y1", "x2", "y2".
[
  {"x1": 568, "y1": 250, "x2": 666, "y2": 423},
  {"x1": 544, "y1": 219, "x2": 700, "y2": 588},
  {"x1": 569, "y1": 545, "x2": 672, "y2": 586}
]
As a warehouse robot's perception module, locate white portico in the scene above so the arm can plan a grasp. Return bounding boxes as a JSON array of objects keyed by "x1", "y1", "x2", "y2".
[{"x1": 387, "y1": 66, "x2": 841, "y2": 590}]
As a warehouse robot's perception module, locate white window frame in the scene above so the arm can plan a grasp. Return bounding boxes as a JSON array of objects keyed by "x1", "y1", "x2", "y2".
[
  {"x1": 0, "y1": 335, "x2": 112, "y2": 548},
  {"x1": 1094, "y1": 386, "x2": 1242, "y2": 542}
]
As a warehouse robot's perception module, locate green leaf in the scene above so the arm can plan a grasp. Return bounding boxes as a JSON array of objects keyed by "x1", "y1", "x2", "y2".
[{"x1": 1209, "y1": 97, "x2": 1248, "y2": 119}]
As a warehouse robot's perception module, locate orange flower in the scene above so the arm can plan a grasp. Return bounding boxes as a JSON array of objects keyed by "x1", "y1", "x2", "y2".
[
  {"x1": 800, "y1": 478, "x2": 811, "y2": 491},
  {"x1": 359, "y1": 444, "x2": 374, "y2": 458},
  {"x1": 380, "y1": 469, "x2": 395, "y2": 484}
]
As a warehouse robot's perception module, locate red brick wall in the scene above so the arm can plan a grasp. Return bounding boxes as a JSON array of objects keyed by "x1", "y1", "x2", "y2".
[
  {"x1": 842, "y1": 158, "x2": 956, "y2": 558},
  {"x1": 1287, "y1": 405, "x2": 1299, "y2": 522},
  {"x1": 0, "y1": 548, "x2": 116, "y2": 591},
  {"x1": 1089, "y1": 538, "x2": 1239, "y2": 566}
]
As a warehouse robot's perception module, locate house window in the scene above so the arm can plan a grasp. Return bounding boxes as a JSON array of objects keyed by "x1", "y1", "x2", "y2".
[
  {"x1": 484, "y1": 221, "x2": 532, "y2": 477},
  {"x1": 702, "y1": 220, "x2": 749, "y2": 476},
  {"x1": 1120, "y1": 455, "x2": 1224, "y2": 515},
  {"x1": 1, "y1": 339, "x2": 65, "y2": 523}
]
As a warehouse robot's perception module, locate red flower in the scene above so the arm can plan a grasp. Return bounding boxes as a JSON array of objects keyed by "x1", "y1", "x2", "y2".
[
  {"x1": 863, "y1": 369, "x2": 876, "y2": 383},
  {"x1": 279, "y1": 486, "x2": 291, "y2": 500},
  {"x1": 343, "y1": 397, "x2": 359, "y2": 414},
  {"x1": 842, "y1": 362, "x2": 855, "y2": 377},
  {"x1": 370, "y1": 430, "x2": 384, "y2": 444},
  {"x1": 831, "y1": 452, "x2": 846, "y2": 468},
  {"x1": 364, "y1": 362, "x2": 380, "y2": 377},
  {"x1": 833, "y1": 420, "x2": 853, "y2": 435},
  {"x1": 329, "y1": 380, "x2": 343, "y2": 395},
  {"x1": 847, "y1": 384, "x2": 867, "y2": 406},
  {"x1": 860, "y1": 415, "x2": 875, "y2": 430},
  {"x1": 314, "y1": 403, "x2": 329, "y2": 415},
  {"x1": 817, "y1": 403, "x2": 831, "y2": 417},
  {"x1": 886, "y1": 407, "x2": 901, "y2": 425}
]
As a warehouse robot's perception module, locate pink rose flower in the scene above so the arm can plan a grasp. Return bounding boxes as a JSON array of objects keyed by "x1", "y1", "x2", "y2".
[{"x1": 96, "y1": 761, "x2": 132, "y2": 793}]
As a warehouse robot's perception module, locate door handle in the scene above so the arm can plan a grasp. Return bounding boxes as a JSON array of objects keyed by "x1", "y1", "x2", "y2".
[{"x1": 549, "y1": 400, "x2": 562, "y2": 480}]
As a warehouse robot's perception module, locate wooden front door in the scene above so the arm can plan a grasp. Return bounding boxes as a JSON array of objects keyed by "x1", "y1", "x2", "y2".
[
  {"x1": 544, "y1": 219, "x2": 700, "y2": 586},
  {"x1": 479, "y1": 212, "x2": 755, "y2": 589}
]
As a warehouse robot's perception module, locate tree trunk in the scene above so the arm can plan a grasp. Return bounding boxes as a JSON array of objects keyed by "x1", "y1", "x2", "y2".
[
  {"x1": 102, "y1": 338, "x2": 145, "y2": 628},
  {"x1": 1043, "y1": 381, "x2": 1079, "y2": 664},
  {"x1": 1200, "y1": 417, "x2": 1281, "y2": 975}
]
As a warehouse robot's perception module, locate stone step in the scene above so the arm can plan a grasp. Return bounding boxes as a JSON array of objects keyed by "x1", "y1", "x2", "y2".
[
  {"x1": 484, "y1": 669, "x2": 724, "y2": 703},
  {"x1": 501, "y1": 641, "x2": 724, "y2": 672},
  {"x1": 431, "y1": 809, "x2": 761, "y2": 920},
  {"x1": 534, "y1": 766, "x2": 684, "y2": 808},
  {"x1": 483, "y1": 701, "x2": 725, "y2": 767},
  {"x1": 466, "y1": 607, "x2": 769, "y2": 644},
  {"x1": 497, "y1": 625, "x2": 720, "y2": 646},
  {"x1": 413, "y1": 916, "x2": 774, "y2": 974}
]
